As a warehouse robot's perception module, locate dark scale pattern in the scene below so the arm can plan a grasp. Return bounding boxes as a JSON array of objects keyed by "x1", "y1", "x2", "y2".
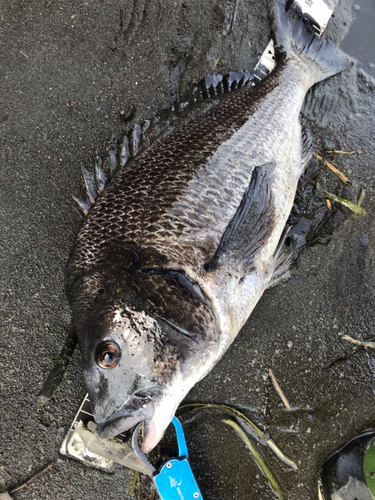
[
  {"x1": 152, "y1": 341, "x2": 181, "y2": 385},
  {"x1": 67, "y1": 267, "x2": 218, "y2": 352},
  {"x1": 123, "y1": 273, "x2": 218, "y2": 341},
  {"x1": 66, "y1": 60, "x2": 287, "y2": 291}
]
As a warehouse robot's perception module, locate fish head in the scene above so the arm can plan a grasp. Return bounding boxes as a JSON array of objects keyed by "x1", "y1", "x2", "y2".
[
  {"x1": 81, "y1": 305, "x2": 162, "y2": 442},
  {"x1": 79, "y1": 298, "x2": 218, "y2": 452}
]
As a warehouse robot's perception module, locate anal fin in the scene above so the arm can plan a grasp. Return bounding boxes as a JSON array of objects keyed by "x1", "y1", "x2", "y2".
[
  {"x1": 207, "y1": 165, "x2": 275, "y2": 275},
  {"x1": 301, "y1": 124, "x2": 314, "y2": 170},
  {"x1": 267, "y1": 226, "x2": 293, "y2": 289}
]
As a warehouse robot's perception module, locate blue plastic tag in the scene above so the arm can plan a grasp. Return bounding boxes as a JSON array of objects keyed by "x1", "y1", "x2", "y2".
[{"x1": 153, "y1": 457, "x2": 203, "y2": 500}]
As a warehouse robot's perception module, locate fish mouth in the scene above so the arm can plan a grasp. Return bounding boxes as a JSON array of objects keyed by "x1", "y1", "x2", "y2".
[{"x1": 95, "y1": 394, "x2": 156, "y2": 439}]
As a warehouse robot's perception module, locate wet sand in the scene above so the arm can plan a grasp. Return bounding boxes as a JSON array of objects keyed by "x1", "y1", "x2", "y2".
[{"x1": 0, "y1": 0, "x2": 374, "y2": 498}]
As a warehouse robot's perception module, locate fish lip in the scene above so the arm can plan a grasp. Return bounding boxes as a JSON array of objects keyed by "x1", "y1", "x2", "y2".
[{"x1": 95, "y1": 395, "x2": 156, "y2": 440}]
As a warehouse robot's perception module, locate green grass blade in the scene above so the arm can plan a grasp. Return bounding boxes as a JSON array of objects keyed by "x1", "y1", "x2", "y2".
[
  {"x1": 364, "y1": 438, "x2": 375, "y2": 500},
  {"x1": 179, "y1": 403, "x2": 297, "y2": 470},
  {"x1": 180, "y1": 403, "x2": 264, "y2": 437},
  {"x1": 317, "y1": 185, "x2": 366, "y2": 215},
  {"x1": 223, "y1": 419, "x2": 284, "y2": 500},
  {"x1": 129, "y1": 470, "x2": 139, "y2": 496}
]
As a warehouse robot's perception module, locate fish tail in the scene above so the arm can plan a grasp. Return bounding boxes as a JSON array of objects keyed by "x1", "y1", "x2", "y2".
[{"x1": 271, "y1": 0, "x2": 348, "y2": 86}]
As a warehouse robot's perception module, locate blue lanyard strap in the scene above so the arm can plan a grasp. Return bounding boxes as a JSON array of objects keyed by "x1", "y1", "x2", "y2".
[{"x1": 171, "y1": 417, "x2": 188, "y2": 458}]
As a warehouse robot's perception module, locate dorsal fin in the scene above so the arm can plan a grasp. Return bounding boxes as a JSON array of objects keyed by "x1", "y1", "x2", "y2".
[
  {"x1": 73, "y1": 164, "x2": 107, "y2": 215},
  {"x1": 81, "y1": 166, "x2": 97, "y2": 205}
]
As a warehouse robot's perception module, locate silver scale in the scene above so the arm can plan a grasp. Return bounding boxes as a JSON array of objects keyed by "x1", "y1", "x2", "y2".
[{"x1": 60, "y1": 0, "x2": 340, "y2": 477}]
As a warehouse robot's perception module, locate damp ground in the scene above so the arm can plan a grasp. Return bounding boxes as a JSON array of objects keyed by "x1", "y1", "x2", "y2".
[{"x1": 0, "y1": 1, "x2": 375, "y2": 499}]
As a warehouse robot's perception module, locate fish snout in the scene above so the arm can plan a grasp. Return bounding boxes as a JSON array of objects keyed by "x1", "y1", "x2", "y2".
[{"x1": 95, "y1": 391, "x2": 158, "y2": 440}]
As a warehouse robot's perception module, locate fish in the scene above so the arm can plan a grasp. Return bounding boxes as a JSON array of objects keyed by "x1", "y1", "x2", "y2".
[{"x1": 65, "y1": 1, "x2": 347, "y2": 453}]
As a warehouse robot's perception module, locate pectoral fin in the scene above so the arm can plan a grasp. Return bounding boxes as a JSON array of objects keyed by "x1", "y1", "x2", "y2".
[{"x1": 206, "y1": 165, "x2": 275, "y2": 275}]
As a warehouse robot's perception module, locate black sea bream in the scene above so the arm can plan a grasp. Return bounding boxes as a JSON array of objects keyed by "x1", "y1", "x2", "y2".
[{"x1": 66, "y1": 1, "x2": 347, "y2": 452}]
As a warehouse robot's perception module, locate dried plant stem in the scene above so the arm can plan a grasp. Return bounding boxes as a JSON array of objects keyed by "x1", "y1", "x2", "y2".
[
  {"x1": 268, "y1": 369, "x2": 292, "y2": 410},
  {"x1": 322, "y1": 336, "x2": 375, "y2": 369},
  {"x1": 357, "y1": 188, "x2": 365, "y2": 207},
  {"x1": 10, "y1": 463, "x2": 53, "y2": 493},
  {"x1": 313, "y1": 152, "x2": 350, "y2": 185},
  {"x1": 326, "y1": 150, "x2": 355, "y2": 155},
  {"x1": 318, "y1": 484, "x2": 325, "y2": 500},
  {"x1": 343, "y1": 335, "x2": 375, "y2": 349},
  {"x1": 149, "y1": 485, "x2": 156, "y2": 500}
]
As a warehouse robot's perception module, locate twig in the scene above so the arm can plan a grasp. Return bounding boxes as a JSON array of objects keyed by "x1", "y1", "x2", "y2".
[
  {"x1": 313, "y1": 152, "x2": 351, "y2": 185},
  {"x1": 322, "y1": 336, "x2": 375, "y2": 369},
  {"x1": 322, "y1": 351, "x2": 354, "y2": 369},
  {"x1": 210, "y1": 58, "x2": 220, "y2": 71},
  {"x1": 10, "y1": 463, "x2": 53, "y2": 493},
  {"x1": 326, "y1": 150, "x2": 355, "y2": 155},
  {"x1": 268, "y1": 369, "x2": 292, "y2": 410},
  {"x1": 343, "y1": 335, "x2": 375, "y2": 349},
  {"x1": 149, "y1": 485, "x2": 156, "y2": 500},
  {"x1": 229, "y1": 0, "x2": 239, "y2": 32},
  {"x1": 318, "y1": 484, "x2": 324, "y2": 500}
]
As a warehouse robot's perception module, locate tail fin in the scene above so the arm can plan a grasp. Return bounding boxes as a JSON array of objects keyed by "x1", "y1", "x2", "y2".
[{"x1": 271, "y1": 0, "x2": 348, "y2": 86}]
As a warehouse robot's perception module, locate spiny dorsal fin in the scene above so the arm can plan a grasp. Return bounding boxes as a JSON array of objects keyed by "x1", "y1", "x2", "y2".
[
  {"x1": 72, "y1": 124, "x2": 141, "y2": 215},
  {"x1": 81, "y1": 166, "x2": 97, "y2": 205},
  {"x1": 72, "y1": 194, "x2": 91, "y2": 215},
  {"x1": 73, "y1": 164, "x2": 105, "y2": 215},
  {"x1": 206, "y1": 165, "x2": 275, "y2": 275},
  {"x1": 94, "y1": 160, "x2": 108, "y2": 193},
  {"x1": 195, "y1": 71, "x2": 254, "y2": 101}
]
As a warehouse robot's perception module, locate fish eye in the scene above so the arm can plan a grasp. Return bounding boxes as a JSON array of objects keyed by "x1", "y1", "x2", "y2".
[{"x1": 95, "y1": 341, "x2": 121, "y2": 369}]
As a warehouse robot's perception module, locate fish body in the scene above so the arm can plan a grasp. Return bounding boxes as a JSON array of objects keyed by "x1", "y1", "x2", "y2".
[{"x1": 66, "y1": 2, "x2": 347, "y2": 452}]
